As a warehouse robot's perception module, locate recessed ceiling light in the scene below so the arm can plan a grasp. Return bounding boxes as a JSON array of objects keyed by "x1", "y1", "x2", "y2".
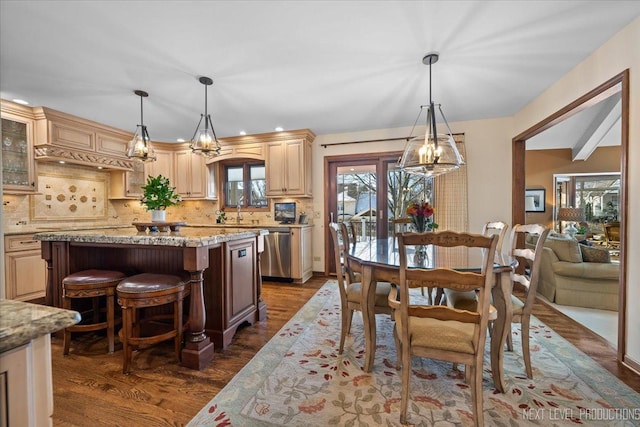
[
  {"x1": 97, "y1": 166, "x2": 104, "y2": 169},
  {"x1": 59, "y1": 161, "x2": 65, "y2": 164},
  {"x1": 12, "y1": 99, "x2": 29, "y2": 105},
  {"x1": 177, "y1": 138, "x2": 185, "y2": 142},
  {"x1": 275, "y1": 127, "x2": 284, "y2": 132},
  {"x1": 239, "y1": 131, "x2": 247, "y2": 136}
]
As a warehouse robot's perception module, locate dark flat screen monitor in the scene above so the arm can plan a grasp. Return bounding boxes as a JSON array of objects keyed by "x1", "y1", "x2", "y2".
[{"x1": 274, "y1": 202, "x2": 296, "y2": 224}]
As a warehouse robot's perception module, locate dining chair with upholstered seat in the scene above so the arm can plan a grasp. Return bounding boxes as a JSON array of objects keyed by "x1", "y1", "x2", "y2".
[
  {"x1": 388, "y1": 230, "x2": 498, "y2": 426},
  {"x1": 505, "y1": 223, "x2": 550, "y2": 378},
  {"x1": 329, "y1": 222, "x2": 393, "y2": 354},
  {"x1": 443, "y1": 221, "x2": 509, "y2": 311}
]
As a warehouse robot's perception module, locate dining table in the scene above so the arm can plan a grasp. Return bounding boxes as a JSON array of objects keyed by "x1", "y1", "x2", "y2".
[{"x1": 346, "y1": 237, "x2": 515, "y2": 393}]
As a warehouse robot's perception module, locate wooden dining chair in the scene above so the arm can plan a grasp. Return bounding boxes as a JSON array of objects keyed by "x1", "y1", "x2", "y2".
[
  {"x1": 388, "y1": 231, "x2": 498, "y2": 426},
  {"x1": 482, "y1": 221, "x2": 509, "y2": 256},
  {"x1": 506, "y1": 223, "x2": 549, "y2": 378},
  {"x1": 329, "y1": 222, "x2": 392, "y2": 354}
]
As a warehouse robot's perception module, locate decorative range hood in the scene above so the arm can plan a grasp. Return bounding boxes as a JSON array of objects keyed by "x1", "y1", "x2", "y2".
[{"x1": 32, "y1": 107, "x2": 135, "y2": 171}]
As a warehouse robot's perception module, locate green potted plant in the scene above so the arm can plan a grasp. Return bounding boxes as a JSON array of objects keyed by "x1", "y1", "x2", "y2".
[{"x1": 140, "y1": 175, "x2": 181, "y2": 222}]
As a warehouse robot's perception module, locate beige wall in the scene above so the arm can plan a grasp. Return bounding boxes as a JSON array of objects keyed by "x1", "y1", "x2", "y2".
[
  {"x1": 525, "y1": 146, "x2": 621, "y2": 229},
  {"x1": 311, "y1": 115, "x2": 514, "y2": 270},
  {"x1": 514, "y1": 17, "x2": 640, "y2": 367},
  {"x1": 312, "y1": 15, "x2": 640, "y2": 368}
]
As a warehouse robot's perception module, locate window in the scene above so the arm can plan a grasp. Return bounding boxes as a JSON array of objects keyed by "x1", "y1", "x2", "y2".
[
  {"x1": 554, "y1": 173, "x2": 620, "y2": 232},
  {"x1": 222, "y1": 160, "x2": 267, "y2": 208}
]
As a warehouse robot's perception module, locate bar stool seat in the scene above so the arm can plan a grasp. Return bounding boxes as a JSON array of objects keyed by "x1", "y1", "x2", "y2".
[
  {"x1": 62, "y1": 269, "x2": 127, "y2": 355},
  {"x1": 116, "y1": 273, "x2": 190, "y2": 374}
]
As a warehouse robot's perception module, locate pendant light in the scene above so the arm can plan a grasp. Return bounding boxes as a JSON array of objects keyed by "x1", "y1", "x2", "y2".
[
  {"x1": 398, "y1": 53, "x2": 464, "y2": 177},
  {"x1": 126, "y1": 90, "x2": 157, "y2": 162},
  {"x1": 190, "y1": 76, "x2": 221, "y2": 158}
]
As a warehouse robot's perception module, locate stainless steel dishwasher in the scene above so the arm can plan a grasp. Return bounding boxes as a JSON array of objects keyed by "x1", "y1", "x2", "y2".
[{"x1": 261, "y1": 228, "x2": 292, "y2": 279}]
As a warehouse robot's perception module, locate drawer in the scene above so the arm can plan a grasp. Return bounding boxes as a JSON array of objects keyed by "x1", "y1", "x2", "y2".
[{"x1": 4, "y1": 234, "x2": 40, "y2": 252}]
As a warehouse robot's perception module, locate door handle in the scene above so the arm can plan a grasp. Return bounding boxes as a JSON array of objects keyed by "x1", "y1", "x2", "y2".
[{"x1": 330, "y1": 212, "x2": 334, "y2": 223}]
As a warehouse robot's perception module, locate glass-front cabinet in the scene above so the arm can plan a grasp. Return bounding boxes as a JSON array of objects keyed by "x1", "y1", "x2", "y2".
[{"x1": 1, "y1": 103, "x2": 37, "y2": 193}]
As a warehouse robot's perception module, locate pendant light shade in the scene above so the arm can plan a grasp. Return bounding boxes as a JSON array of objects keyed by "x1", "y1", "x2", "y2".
[
  {"x1": 398, "y1": 53, "x2": 464, "y2": 177},
  {"x1": 126, "y1": 90, "x2": 157, "y2": 162},
  {"x1": 190, "y1": 76, "x2": 221, "y2": 158}
]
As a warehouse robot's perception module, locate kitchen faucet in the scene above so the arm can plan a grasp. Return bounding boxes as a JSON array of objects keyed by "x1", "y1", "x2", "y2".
[{"x1": 236, "y1": 195, "x2": 244, "y2": 223}]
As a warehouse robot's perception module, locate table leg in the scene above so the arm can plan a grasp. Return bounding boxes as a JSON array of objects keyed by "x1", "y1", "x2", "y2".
[
  {"x1": 362, "y1": 266, "x2": 377, "y2": 373},
  {"x1": 490, "y1": 270, "x2": 512, "y2": 393}
]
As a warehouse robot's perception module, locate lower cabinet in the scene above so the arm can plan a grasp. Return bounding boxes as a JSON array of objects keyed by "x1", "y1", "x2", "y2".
[
  {"x1": 203, "y1": 236, "x2": 259, "y2": 348},
  {"x1": 291, "y1": 226, "x2": 313, "y2": 284},
  {"x1": 4, "y1": 234, "x2": 47, "y2": 301},
  {"x1": 0, "y1": 335, "x2": 53, "y2": 427}
]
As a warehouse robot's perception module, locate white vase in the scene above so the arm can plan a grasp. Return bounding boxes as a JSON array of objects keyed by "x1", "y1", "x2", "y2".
[{"x1": 151, "y1": 209, "x2": 166, "y2": 222}]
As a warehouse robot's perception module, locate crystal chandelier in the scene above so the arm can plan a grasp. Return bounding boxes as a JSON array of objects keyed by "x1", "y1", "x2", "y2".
[
  {"x1": 126, "y1": 90, "x2": 157, "y2": 162},
  {"x1": 398, "y1": 53, "x2": 464, "y2": 177},
  {"x1": 190, "y1": 76, "x2": 222, "y2": 158}
]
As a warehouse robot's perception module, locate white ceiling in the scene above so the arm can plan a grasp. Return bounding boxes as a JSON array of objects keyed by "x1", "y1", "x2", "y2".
[{"x1": 1, "y1": 1, "x2": 639, "y2": 146}]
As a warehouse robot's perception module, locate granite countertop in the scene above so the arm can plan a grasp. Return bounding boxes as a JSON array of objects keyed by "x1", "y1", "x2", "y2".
[
  {"x1": 0, "y1": 299, "x2": 80, "y2": 353},
  {"x1": 33, "y1": 226, "x2": 269, "y2": 247}
]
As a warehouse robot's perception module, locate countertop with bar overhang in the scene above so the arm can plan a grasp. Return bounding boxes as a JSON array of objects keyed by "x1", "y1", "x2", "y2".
[
  {"x1": 33, "y1": 225, "x2": 269, "y2": 247},
  {"x1": 0, "y1": 299, "x2": 80, "y2": 353}
]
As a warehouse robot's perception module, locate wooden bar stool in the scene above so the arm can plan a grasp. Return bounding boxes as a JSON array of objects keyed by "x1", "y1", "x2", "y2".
[
  {"x1": 62, "y1": 269, "x2": 127, "y2": 355},
  {"x1": 116, "y1": 273, "x2": 190, "y2": 374}
]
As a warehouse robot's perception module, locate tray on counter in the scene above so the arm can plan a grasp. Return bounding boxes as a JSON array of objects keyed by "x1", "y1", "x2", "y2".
[{"x1": 132, "y1": 221, "x2": 186, "y2": 232}]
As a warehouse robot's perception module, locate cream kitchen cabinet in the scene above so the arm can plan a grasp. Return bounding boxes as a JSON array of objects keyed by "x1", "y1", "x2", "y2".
[
  {"x1": 143, "y1": 144, "x2": 215, "y2": 199},
  {"x1": 144, "y1": 147, "x2": 174, "y2": 181},
  {"x1": 1, "y1": 101, "x2": 37, "y2": 194},
  {"x1": 265, "y1": 138, "x2": 312, "y2": 197},
  {"x1": 109, "y1": 160, "x2": 146, "y2": 199},
  {"x1": 291, "y1": 226, "x2": 313, "y2": 284},
  {"x1": 4, "y1": 234, "x2": 47, "y2": 301},
  {"x1": 175, "y1": 149, "x2": 208, "y2": 198}
]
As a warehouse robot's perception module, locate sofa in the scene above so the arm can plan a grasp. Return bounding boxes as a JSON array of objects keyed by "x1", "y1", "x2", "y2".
[{"x1": 527, "y1": 233, "x2": 619, "y2": 311}]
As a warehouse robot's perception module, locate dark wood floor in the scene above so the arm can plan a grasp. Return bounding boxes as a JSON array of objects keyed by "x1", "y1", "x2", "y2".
[{"x1": 49, "y1": 276, "x2": 639, "y2": 426}]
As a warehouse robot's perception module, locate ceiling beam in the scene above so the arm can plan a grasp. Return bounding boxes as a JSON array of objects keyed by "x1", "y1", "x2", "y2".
[{"x1": 572, "y1": 97, "x2": 621, "y2": 161}]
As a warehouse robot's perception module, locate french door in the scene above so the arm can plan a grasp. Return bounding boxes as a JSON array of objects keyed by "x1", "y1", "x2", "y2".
[{"x1": 325, "y1": 152, "x2": 432, "y2": 274}]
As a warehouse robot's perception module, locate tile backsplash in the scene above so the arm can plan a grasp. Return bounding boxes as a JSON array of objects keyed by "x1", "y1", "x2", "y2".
[{"x1": 2, "y1": 163, "x2": 315, "y2": 233}]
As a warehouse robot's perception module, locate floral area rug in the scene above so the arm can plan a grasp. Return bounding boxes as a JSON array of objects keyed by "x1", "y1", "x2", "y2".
[{"x1": 189, "y1": 281, "x2": 640, "y2": 426}]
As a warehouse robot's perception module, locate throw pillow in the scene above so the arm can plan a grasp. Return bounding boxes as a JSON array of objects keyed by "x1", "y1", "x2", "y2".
[
  {"x1": 544, "y1": 237, "x2": 583, "y2": 263},
  {"x1": 580, "y1": 244, "x2": 611, "y2": 263}
]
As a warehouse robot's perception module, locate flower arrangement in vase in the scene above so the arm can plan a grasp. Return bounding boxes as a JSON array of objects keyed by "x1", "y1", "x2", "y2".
[
  {"x1": 140, "y1": 175, "x2": 181, "y2": 222},
  {"x1": 406, "y1": 200, "x2": 439, "y2": 232}
]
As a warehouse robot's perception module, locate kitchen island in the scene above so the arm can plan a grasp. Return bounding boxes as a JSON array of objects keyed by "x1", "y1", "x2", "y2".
[
  {"x1": 1, "y1": 299, "x2": 80, "y2": 425},
  {"x1": 35, "y1": 226, "x2": 268, "y2": 370}
]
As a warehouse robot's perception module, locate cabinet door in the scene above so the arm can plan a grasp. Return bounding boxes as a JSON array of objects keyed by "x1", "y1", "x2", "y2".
[
  {"x1": 265, "y1": 139, "x2": 311, "y2": 197},
  {"x1": 1, "y1": 112, "x2": 37, "y2": 193},
  {"x1": 284, "y1": 140, "x2": 305, "y2": 194},
  {"x1": 5, "y1": 250, "x2": 47, "y2": 301},
  {"x1": 175, "y1": 150, "x2": 207, "y2": 198},
  {"x1": 145, "y1": 149, "x2": 174, "y2": 182},
  {"x1": 265, "y1": 142, "x2": 286, "y2": 196},
  {"x1": 126, "y1": 161, "x2": 146, "y2": 197},
  {"x1": 225, "y1": 238, "x2": 257, "y2": 327}
]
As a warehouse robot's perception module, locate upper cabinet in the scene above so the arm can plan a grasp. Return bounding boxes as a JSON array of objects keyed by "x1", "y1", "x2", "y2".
[
  {"x1": 109, "y1": 161, "x2": 146, "y2": 199},
  {"x1": 266, "y1": 137, "x2": 313, "y2": 197},
  {"x1": 175, "y1": 148, "x2": 208, "y2": 198},
  {"x1": 1, "y1": 101, "x2": 37, "y2": 193},
  {"x1": 145, "y1": 145, "x2": 174, "y2": 182},
  {"x1": 144, "y1": 143, "x2": 215, "y2": 200},
  {"x1": 32, "y1": 106, "x2": 135, "y2": 171}
]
